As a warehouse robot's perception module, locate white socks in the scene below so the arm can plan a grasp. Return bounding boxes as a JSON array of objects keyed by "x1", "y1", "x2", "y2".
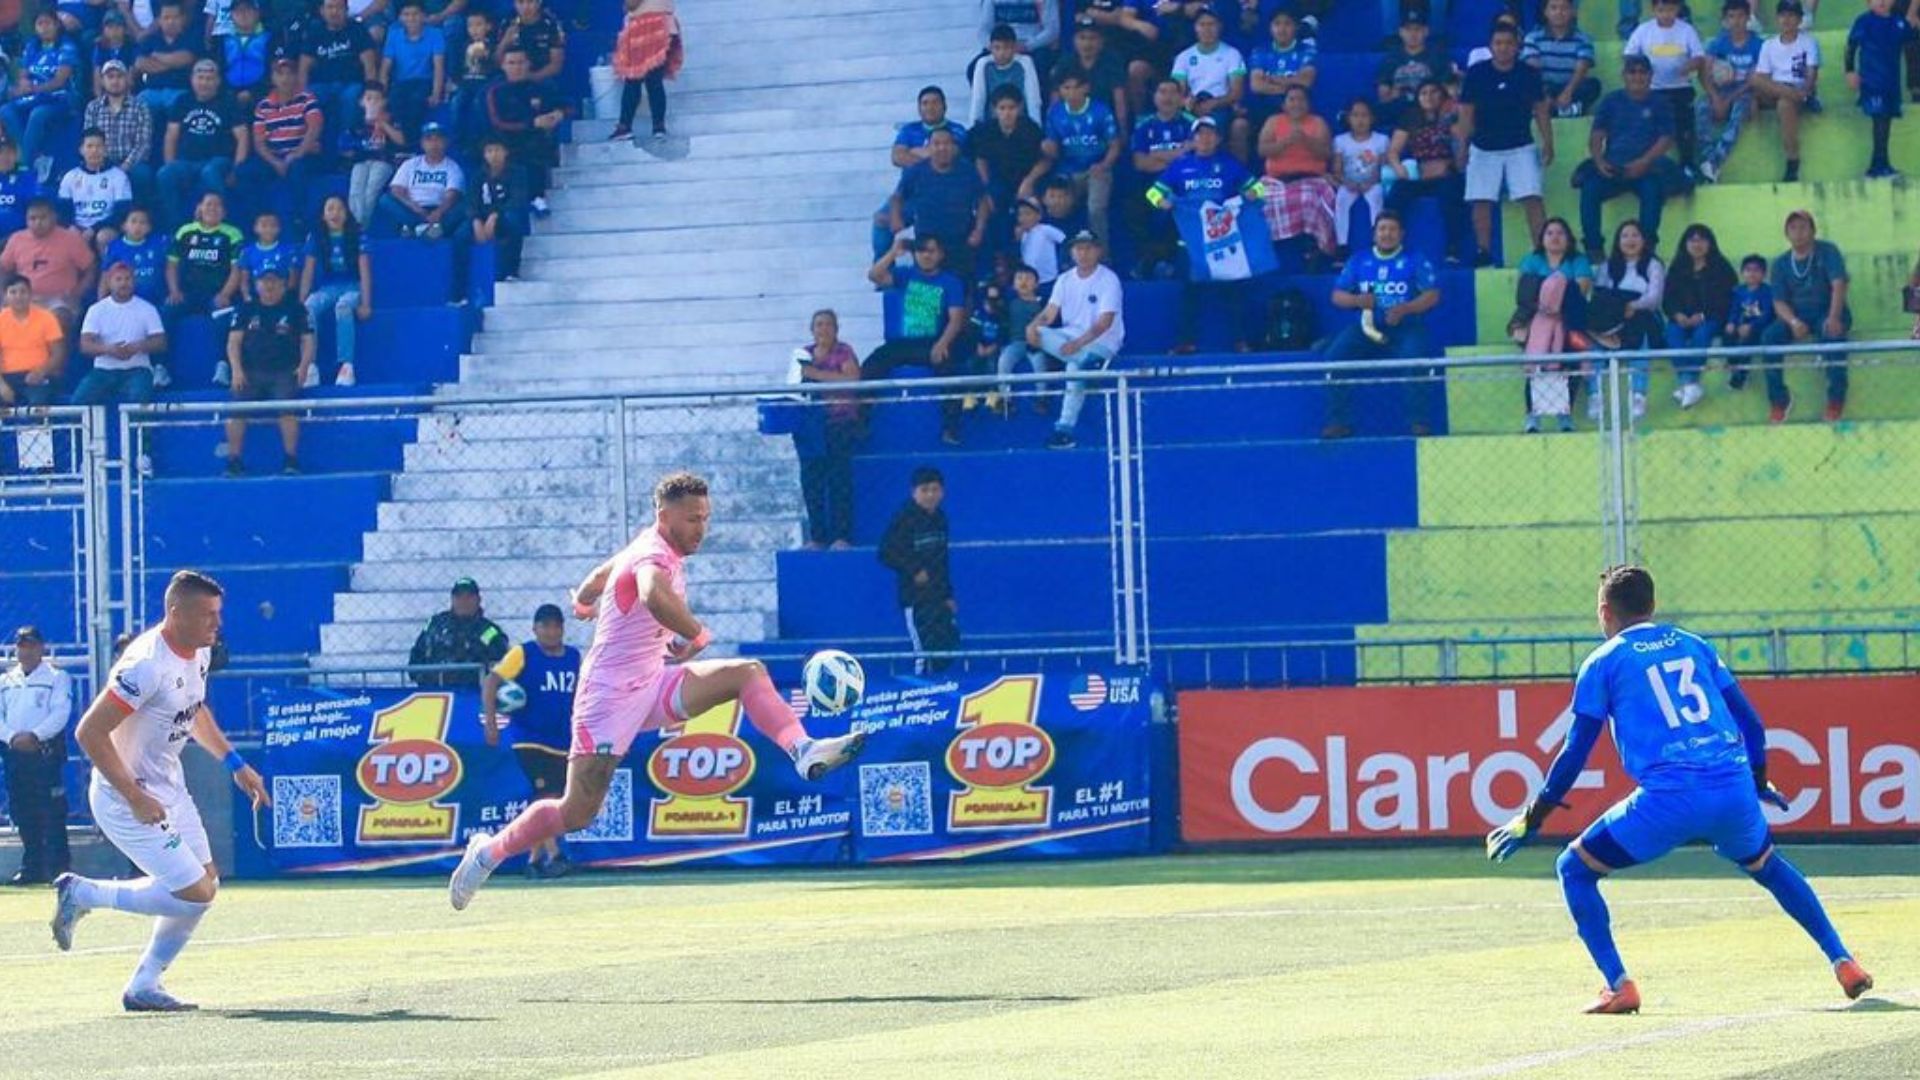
[
  {"x1": 128, "y1": 909, "x2": 209, "y2": 993},
  {"x1": 82, "y1": 876, "x2": 212, "y2": 920}
]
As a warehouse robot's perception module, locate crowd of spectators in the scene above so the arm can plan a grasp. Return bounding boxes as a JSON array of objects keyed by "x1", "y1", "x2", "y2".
[
  {"x1": 0, "y1": 0, "x2": 580, "y2": 461},
  {"x1": 831, "y1": 0, "x2": 1914, "y2": 455}
]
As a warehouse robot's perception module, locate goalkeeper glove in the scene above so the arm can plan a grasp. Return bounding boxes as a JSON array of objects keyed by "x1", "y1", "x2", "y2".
[
  {"x1": 1755, "y1": 769, "x2": 1791, "y2": 812},
  {"x1": 1486, "y1": 798, "x2": 1563, "y2": 863}
]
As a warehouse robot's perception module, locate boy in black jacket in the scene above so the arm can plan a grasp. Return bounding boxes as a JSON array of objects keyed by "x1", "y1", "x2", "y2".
[{"x1": 879, "y1": 466, "x2": 958, "y2": 673}]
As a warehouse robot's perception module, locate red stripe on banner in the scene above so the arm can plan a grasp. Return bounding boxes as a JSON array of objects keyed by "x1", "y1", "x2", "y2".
[{"x1": 1178, "y1": 676, "x2": 1920, "y2": 844}]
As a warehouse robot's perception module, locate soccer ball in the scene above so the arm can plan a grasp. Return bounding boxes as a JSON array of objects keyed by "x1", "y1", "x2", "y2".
[
  {"x1": 1710, "y1": 59, "x2": 1736, "y2": 87},
  {"x1": 803, "y1": 650, "x2": 865, "y2": 715},
  {"x1": 496, "y1": 679, "x2": 528, "y2": 713}
]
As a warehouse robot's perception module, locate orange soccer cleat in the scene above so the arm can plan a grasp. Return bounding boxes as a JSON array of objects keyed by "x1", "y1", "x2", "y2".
[
  {"x1": 1835, "y1": 959, "x2": 1875, "y2": 1001},
  {"x1": 1584, "y1": 979, "x2": 1642, "y2": 1015}
]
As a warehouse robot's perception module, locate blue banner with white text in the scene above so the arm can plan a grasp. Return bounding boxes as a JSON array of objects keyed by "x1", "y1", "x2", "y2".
[{"x1": 237, "y1": 668, "x2": 1154, "y2": 877}]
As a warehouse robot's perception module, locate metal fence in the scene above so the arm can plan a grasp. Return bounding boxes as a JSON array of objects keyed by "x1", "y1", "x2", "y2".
[
  {"x1": 4, "y1": 339, "x2": 1913, "y2": 709},
  {"x1": 1, "y1": 406, "x2": 112, "y2": 678}
]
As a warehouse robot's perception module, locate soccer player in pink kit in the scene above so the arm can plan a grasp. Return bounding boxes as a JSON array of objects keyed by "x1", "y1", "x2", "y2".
[{"x1": 449, "y1": 471, "x2": 865, "y2": 908}]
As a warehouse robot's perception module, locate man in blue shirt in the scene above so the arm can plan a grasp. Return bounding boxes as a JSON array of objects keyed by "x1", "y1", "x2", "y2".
[
  {"x1": 1123, "y1": 77, "x2": 1194, "y2": 276},
  {"x1": 1147, "y1": 115, "x2": 1265, "y2": 350},
  {"x1": 864, "y1": 233, "x2": 971, "y2": 445},
  {"x1": 482, "y1": 603, "x2": 580, "y2": 879},
  {"x1": 1575, "y1": 55, "x2": 1678, "y2": 260},
  {"x1": 1320, "y1": 210, "x2": 1440, "y2": 438},
  {"x1": 875, "y1": 86, "x2": 971, "y2": 259},
  {"x1": 1043, "y1": 69, "x2": 1121, "y2": 245},
  {"x1": 890, "y1": 128, "x2": 990, "y2": 281},
  {"x1": 1488, "y1": 565, "x2": 1875, "y2": 1014}
]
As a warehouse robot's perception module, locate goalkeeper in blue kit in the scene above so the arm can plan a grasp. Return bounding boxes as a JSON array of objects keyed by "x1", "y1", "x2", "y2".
[{"x1": 1488, "y1": 565, "x2": 1875, "y2": 1014}]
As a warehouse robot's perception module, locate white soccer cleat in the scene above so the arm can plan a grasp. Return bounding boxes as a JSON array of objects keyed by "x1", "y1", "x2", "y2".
[
  {"x1": 794, "y1": 732, "x2": 866, "y2": 782},
  {"x1": 122, "y1": 986, "x2": 199, "y2": 1012},
  {"x1": 449, "y1": 832, "x2": 496, "y2": 911},
  {"x1": 50, "y1": 872, "x2": 89, "y2": 952}
]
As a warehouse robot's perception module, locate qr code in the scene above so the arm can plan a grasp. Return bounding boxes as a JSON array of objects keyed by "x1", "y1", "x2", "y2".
[
  {"x1": 567, "y1": 768, "x2": 633, "y2": 843},
  {"x1": 859, "y1": 762, "x2": 933, "y2": 838},
  {"x1": 272, "y1": 775, "x2": 342, "y2": 848}
]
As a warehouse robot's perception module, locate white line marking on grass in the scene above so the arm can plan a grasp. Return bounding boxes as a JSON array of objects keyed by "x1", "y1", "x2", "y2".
[
  {"x1": 1421, "y1": 989, "x2": 1920, "y2": 1079},
  {"x1": 1161, "y1": 892, "x2": 1920, "y2": 922}
]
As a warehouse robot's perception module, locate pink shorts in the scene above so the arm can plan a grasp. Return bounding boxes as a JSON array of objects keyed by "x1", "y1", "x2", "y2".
[{"x1": 570, "y1": 666, "x2": 691, "y2": 758}]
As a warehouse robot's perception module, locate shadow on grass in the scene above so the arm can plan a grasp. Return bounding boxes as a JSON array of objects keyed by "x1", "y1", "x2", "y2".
[
  {"x1": 206, "y1": 1007, "x2": 488, "y2": 1024},
  {"x1": 1842, "y1": 998, "x2": 1920, "y2": 1014},
  {"x1": 520, "y1": 993, "x2": 1081, "y2": 1007}
]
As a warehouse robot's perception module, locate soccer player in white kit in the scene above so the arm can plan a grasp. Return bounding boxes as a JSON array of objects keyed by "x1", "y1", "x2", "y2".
[
  {"x1": 449, "y1": 472, "x2": 866, "y2": 909},
  {"x1": 48, "y1": 571, "x2": 270, "y2": 1011}
]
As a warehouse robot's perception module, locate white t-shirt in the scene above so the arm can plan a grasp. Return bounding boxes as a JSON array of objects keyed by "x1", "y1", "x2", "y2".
[
  {"x1": 392, "y1": 154, "x2": 465, "y2": 208},
  {"x1": 57, "y1": 166, "x2": 132, "y2": 229},
  {"x1": 1625, "y1": 19, "x2": 1706, "y2": 90},
  {"x1": 1756, "y1": 33, "x2": 1820, "y2": 87},
  {"x1": 1334, "y1": 131, "x2": 1391, "y2": 185},
  {"x1": 98, "y1": 626, "x2": 212, "y2": 807},
  {"x1": 1019, "y1": 222, "x2": 1064, "y2": 284},
  {"x1": 1047, "y1": 263, "x2": 1126, "y2": 354},
  {"x1": 1172, "y1": 42, "x2": 1246, "y2": 100},
  {"x1": 81, "y1": 295, "x2": 167, "y2": 371}
]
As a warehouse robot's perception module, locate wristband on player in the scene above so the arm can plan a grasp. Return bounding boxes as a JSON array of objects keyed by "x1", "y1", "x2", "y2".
[
  {"x1": 686, "y1": 627, "x2": 713, "y2": 652},
  {"x1": 223, "y1": 750, "x2": 247, "y2": 773}
]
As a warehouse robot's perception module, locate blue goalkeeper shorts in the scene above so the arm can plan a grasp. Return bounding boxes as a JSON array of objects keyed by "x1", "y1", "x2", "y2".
[{"x1": 1576, "y1": 778, "x2": 1772, "y2": 870}]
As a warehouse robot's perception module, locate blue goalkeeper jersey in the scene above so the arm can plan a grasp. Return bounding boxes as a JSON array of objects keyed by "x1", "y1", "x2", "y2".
[{"x1": 1572, "y1": 621, "x2": 1752, "y2": 791}]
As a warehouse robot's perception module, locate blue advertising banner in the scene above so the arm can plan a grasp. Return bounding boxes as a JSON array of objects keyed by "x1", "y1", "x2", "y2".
[{"x1": 240, "y1": 668, "x2": 1154, "y2": 877}]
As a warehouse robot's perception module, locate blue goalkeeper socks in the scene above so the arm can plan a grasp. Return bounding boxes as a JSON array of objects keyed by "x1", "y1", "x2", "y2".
[
  {"x1": 1751, "y1": 853, "x2": 1850, "y2": 964},
  {"x1": 1557, "y1": 846, "x2": 1628, "y2": 989}
]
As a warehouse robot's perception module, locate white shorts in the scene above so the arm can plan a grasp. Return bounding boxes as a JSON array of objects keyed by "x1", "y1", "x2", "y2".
[
  {"x1": 1465, "y1": 145, "x2": 1544, "y2": 202},
  {"x1": 90, "y1": 780, "x2": 213, "y2": 892}
]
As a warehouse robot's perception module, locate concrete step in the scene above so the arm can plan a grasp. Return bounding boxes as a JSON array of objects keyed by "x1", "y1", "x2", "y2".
[
  {"x1": 675, "y1": 9, "x2": 975, "y2": 45},
  {"x1": 440, "y1": 370, "x2": 788, "y2": 396},
  {"x1": 360, "y1": 517, "x2": 799, "y2": 564},
  {"x1": 565, "y1": 121, "x2": 895, "y2": 158},
  {"x1": 390, "y1": 466, "x2": 612, "y2": 502},
  {"x1": 350, "y1": 551, "x2": 777, "y2": 591},
  {"x1": 567, "y1": 102, "x2": 915, "y2": 143},
  {"x1": 479, "y1": 301, "x2": 880, "y2": 339},
  {"x1": 408, "y1": 406, "x2": 620, "y2": 442},
  {"x1": 523, "y1": 219, "x2": 866, "y2": 257},
  {"x1": 332, "y1": 578, "x2": 790, "y2": 626},
  {"x1": 482, "y1": 266, "x2": 859, "y2": 307},
  {"x1": 554, "y1": 140, "x2": 895, "y2": 184},
  {"x1": 518, "y1": 243, "x2": 872, "y2": 281},
  {"x1": 539, "y1": 196, "x2": 869, "y2": 234},
  {"x1": 551, "y1": 168, "x2": 893, "y2": 209},
  {"x1": 668, "y1": 55, "x2": 968, "y2": 97},
  {"x1": 376, "y1": 497, "x2": 619, "y2": 532},
  {"x1": 663, "y1": 26, "x2": 973, "y2": 68},
  {"x1": 592, "y1": 77, "x2": 960, "y2": 120},
  {"x1": 675, "y1": 0, "x2": 968, "y2": 27},
  {"x1": 468, "y1": 330, "x2": 806, "y2": 363}
]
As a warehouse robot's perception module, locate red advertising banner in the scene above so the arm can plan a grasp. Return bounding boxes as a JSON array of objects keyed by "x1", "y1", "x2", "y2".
[{"x1": 1179, "y1": 676, "x2": 1920, "y2": 843}]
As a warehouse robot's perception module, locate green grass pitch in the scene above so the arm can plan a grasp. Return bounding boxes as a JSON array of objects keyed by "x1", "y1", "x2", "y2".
[{"x1": 2, "y1": 848, "x2": 1915, "y2": 1078}]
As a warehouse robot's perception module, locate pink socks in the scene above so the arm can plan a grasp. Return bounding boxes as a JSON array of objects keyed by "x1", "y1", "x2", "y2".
[
  {"x1": 739, "y1": 668, "x2": 806, "y2": 753},
  {"x1": 486, "y1": 799, "x2": 567, "y2": 864}
]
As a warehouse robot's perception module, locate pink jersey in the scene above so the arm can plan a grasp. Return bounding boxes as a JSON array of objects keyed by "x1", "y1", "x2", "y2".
[{"x1": 578, "y1": 526, "x2": 686, "y2": 693}]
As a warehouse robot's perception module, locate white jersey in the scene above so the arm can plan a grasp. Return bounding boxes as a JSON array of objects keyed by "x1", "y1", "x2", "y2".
[{"x1": 95, "y1": 626, "x2": 211, "y2": 807}]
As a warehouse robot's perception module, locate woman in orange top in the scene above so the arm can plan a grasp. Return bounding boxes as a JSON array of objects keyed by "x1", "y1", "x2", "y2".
[
  {"x1": 0, "y1": 273, "x2": 65, "y2": 409},
  {"x1": 1257, "y1": 85, "x2": 1336, "y2": 261}
]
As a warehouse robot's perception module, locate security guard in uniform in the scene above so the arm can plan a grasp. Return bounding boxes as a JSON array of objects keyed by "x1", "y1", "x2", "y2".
[
  {"x1": 1, "y1": 626, "x2": 74, "y2": 885},
  {"x1": 408, "y1": 577, "x2": 509, "y2": 687}
]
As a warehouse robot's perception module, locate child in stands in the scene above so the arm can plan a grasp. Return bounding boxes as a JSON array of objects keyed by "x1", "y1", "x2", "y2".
[
  {"x1": 300, "y1": 194, "x2": 371, "y2": 386},
  {"x1": 102, "y1": 205, "x2": 168, "y2": 307},
  {"x1": 610, "y1": 0, "x2": 681, "y2": 142},
  {"x1": 224, "y1": 0, "x2": 273, "y2": 109},
  {"x1": 995, "y1": 263, "x2": 1051, "y2": 415},
  {"x1": 470, "y1": 136, "x2": 530, "y2": 282},
  {"x1": 1752, "y1": 0, "x2": 1821, "y2": 182},
  {"x1": 1039, "y1": 177, "x2": 1086, "y2": 272},
  {"x1": 1624, "y1": 0, "x2": 1707, "y2": 175},
  {"x1": 58, "y1": 129, "x2": 133, "y2": 255},
  {"x1": 238, "y1": 210, "x2": 298, "y2": 305},
  {"x1": 1846, "y1": 0, "x2": 1915, "y2": 178},
  {"x1": 1524, "y1": 0, "x2": 1601, "y2": 116},
  {"x1": 1014, "y1": 196, "x2": 1062, "y2": 286},
  {"x1": 1724, "y1": 253, "x2": 1776, "y2": 389},
  {"x1": 1331, "y1": 98, "x2": 1389, "y2": 260},
  {"x1": 344, "y1": 82, "x2": 407, "y2": 225}
]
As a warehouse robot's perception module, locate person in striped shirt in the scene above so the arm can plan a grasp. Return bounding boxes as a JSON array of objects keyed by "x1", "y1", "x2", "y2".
[
  {"x1": 237, "y1": 59, "x2": 322, "y2": 230},
  {"x1": 1524, "y1": 0, "x2": 1601, "y2": 116}
]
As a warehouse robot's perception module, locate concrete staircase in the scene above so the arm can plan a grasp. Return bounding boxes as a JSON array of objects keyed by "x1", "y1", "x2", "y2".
[{"x1": 317, "y1": 0, "x2": 977, "y2": 673}]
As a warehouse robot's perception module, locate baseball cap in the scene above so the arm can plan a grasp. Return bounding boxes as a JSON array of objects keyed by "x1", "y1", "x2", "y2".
[
  {"x1": 421, "y1": 121, "x2": 448, "y2": 137},
  {"x1": 192, "y1": 58, "x2": 219, "y2": 75},
  {"x1": 1785, "y1": 208, "x2": 1816, "y2": 231},
  {"x1": 1069, "y1": 229, "x2": 1101, "y2": 247},
  {"x1": 1400, "y1": 7, "x2": 1428, "y2": 25},
  {"x1": 14, "y1": 625, "x2": 43, "y2": 644},
  {"x1": 102, "y1": 9, "x2": 125, "y2": 23},
  {"x1": 1075, "y1": 13, "x2": 1098, "y2": 29},
  {"x1": 451, "y1": 577, "x2": 481, "y2": 595},
  {"x1": 533, "y1": 603, "x2": 565, "y2": 624},
  {"x1": 1776, "y1": 0, "x2": 1804, "y2": 13},
  {"x1": 1016, "y1": 195, "x2": 1043, "y2": 214},
  {"x1": 1193, "y1": 115, "x2": 1219, "y2": 130},
  {"x1": 101, "y1": 59, "x2": 129, "y2": 75}
]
